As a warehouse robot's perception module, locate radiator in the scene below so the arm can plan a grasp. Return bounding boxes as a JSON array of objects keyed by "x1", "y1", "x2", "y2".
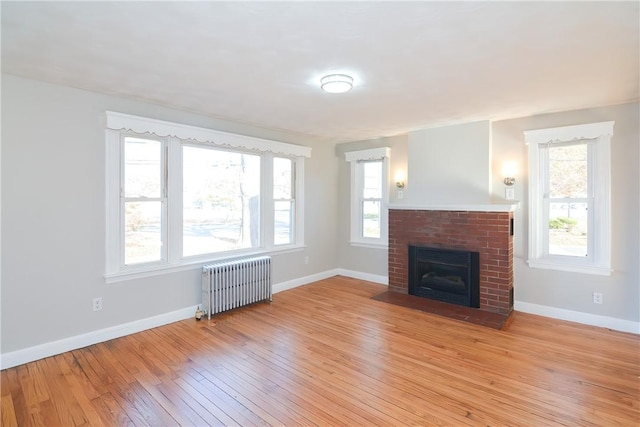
[{"x1": 201, "y1": 256, "x2": 272, "y2": 319}]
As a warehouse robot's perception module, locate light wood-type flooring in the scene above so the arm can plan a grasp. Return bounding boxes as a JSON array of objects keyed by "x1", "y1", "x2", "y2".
[{"x1": 2, "y1": 276, "x2": 639, "y2": 426}]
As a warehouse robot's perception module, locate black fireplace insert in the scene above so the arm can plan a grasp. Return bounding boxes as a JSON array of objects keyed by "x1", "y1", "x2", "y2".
[{"x1": 408, "y1": 246, "x2": 480, "y2": 308}]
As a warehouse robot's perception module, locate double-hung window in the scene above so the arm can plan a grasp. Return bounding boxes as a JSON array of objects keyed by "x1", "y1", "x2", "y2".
[
  {"x1": 525, "y1": 121, "x2": 613, "y2": 275},
  {"x1": 105, "y1": 112, "x2": 310, "y2": 281},
  {"x1": 122, "y1": 136, "x2": 167, "y2": 265},
  {"x1": 273, "y1": 157, "x2": 295, "y2": 245},
  {"x1": 345, "y1": 147, "x2": 390, "y2": 248}
]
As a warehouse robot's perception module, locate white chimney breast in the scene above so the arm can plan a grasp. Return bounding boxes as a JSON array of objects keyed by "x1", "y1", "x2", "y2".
[{"x1": 405, "y1": 120, "x2": 492, "y2": 205}]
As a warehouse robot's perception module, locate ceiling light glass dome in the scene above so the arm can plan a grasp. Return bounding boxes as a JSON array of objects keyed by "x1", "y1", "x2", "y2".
[{"x1": 320, "y1": 74, "x2": 353, "y2": 93}]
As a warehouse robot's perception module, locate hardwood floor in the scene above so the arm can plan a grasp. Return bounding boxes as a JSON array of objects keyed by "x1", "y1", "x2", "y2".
[{"x1": 2, "y1": 276, "x2": 639, "y2": 426}]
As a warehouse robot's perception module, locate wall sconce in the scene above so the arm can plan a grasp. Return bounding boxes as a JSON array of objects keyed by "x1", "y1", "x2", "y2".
[
  {"x1": 502, "y1": 161, "x2": 516, "y2": 200},
  {"x1": 502, "y1": 161, "x2": 516, "y2": 185}
]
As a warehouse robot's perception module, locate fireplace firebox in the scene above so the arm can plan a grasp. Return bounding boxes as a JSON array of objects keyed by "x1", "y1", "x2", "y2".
[{"x1": 408, "y1": 246, "x2": 480, "y2": 308}]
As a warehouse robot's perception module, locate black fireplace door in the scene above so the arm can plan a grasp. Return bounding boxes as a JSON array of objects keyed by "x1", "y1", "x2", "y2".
[{"x1": 408, "y1": 246, "x2": 479, "y2": 308}]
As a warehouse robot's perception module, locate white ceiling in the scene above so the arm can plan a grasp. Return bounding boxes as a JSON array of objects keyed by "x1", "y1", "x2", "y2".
[{"x1": 2, "y1": 1, "x2": 638, "y2": 143}]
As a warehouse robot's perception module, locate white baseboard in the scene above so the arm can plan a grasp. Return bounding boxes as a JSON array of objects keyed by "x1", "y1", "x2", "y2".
[
  {"x1": 336, "y1": 269, "x2": 388, "y2": 285},
  {"x1": 515, "y1": 300, "x2": 640, "y2": 334},
  {"x1": 1, "y1": 305, "x2": 199, "y2": 370},
  {"x1": 272, "y1": 268, "x2": 387, "y2": 292},
  {"x1": 272, "y1": 268, "x2": 341, "y2": 294}
]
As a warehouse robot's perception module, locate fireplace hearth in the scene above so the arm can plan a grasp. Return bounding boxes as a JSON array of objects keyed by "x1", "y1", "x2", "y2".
[{"x1": 408, "y1": 246, "x2": 480, "y2": 308}]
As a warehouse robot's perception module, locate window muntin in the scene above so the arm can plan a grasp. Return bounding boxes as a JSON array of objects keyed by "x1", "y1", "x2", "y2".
[
  {"x1": 122, "y1": 137, "x2": 166, "y2": 266},
  {"x1": 183, "y1": 145, "x2": 261, "y2": 257},
  {"x1": 273, "y1": 157, "x2": 294, "y2": 245},
  {"x1": 525, "y1": 121, "x2": 613, "y2": 275}
]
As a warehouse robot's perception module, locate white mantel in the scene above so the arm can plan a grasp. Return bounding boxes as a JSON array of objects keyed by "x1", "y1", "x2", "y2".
[{"x1": 388, "y1": 201, "x2": 519, "y2": 212}]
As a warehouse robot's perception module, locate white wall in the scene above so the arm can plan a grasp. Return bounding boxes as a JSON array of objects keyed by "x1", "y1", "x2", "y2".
[
  {"x1": 1, "y1": 75, "x2": 339, "y2": 355},
  {"x1": 406, "y1": 121, "x2": 492, "y2": 204}
]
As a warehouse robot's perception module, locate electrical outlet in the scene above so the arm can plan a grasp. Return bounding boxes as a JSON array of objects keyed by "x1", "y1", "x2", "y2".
[
  {"x1": 304, "y1": 256, "x2": 309, "y2": 265},
  {"x1": 93, "y1": 297, "x2": 103, "y2": 311},
  {"x1": 592, "y1": 292, "x2": 603, "y2": 304}
]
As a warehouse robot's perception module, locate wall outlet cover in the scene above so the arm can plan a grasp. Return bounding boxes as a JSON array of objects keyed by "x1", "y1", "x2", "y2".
[{"x1": 505, "y1": 187, "x2": 515, "y2": 200}]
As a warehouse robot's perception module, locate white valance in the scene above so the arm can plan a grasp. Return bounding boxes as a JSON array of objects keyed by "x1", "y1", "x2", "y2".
[
  {"x1": 106, "y1": 111, "x2": 312, "y2": 158},
  {"x1": 344, "y1": 147, "x2": 391, "y2": 162},
  {"x1": 524, "y1": 121, "x2": 614, "y2": 145}
]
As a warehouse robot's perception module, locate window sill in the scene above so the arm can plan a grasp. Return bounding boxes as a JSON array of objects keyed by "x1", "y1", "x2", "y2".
[
  {"x1": 349, "y1": 241, "x2": 389, "y2": 250},
  {"x1": 105, "y1": 245, "x2": 305, "y2": 284},
  {"x1": 527, "y1": 259, "x2": 612, "y2": 276}
]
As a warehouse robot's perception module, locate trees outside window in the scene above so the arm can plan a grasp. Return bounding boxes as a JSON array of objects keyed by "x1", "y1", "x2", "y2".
[{"x1": 183, "y1": 146, "x2": 261, "y2": 256}]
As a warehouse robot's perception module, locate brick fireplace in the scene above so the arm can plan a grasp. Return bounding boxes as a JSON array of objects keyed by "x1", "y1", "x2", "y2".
[{"x1": 389, "y1": 208, "x2": 514, "y2": 314}]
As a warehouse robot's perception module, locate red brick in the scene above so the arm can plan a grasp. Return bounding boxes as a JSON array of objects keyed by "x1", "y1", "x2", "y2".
[{"x1": 389, "y1": 209, "x2": 514, "y2": 314}]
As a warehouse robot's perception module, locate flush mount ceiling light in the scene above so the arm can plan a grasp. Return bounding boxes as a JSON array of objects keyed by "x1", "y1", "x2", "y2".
[{"x1": 320, "y1": 74, "x2": 353, "y2": 93}]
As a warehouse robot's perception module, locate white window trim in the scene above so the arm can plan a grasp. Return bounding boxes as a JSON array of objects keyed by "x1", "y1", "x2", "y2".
[
  {"x1": 106, "y1": 111, "x2": 312, "y2": 158},
  {"x1": 345, "y1": 147, "x2": 390, "y2": 249},
  {"x1": 105, "y1": 112, "x2": 310, "y2": 283},
  {"x1": 525, "y1": 121, "x2": 613, "y2": 276}
]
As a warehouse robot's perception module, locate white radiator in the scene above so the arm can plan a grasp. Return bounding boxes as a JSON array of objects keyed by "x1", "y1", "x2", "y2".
[{"x1": 201, "y1": 256, "x2": 272, "y2": 319}]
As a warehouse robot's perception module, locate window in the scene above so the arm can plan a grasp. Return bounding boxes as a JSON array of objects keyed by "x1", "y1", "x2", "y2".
[
  {"x1": 123, "y1": 136, "x2": 166, "y2": 265},
  {"x1": 182, "y1": 145, "x2": 261, "y2": 257},
  {"x1": 525, "y1": 121, "x2": 613, "y2": 275},
  {"x1": 273, "y1": 157, "x2": 295, "y2": 245},
  {"x1": 345, "y1": 147, "x2": 390, "y2": 248},
  {"x1": 362, "y1": 161, "x2": 383, "y2": 239},
  {"x1": 546, "y1": 142, "x2": 588, "y2": 257},
  {"x1": 106, "y1": 112, "x2": 310, "y2": 281}
]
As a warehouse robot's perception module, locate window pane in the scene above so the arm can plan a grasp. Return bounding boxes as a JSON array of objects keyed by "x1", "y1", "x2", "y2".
[
  {"x1": 125, "y1": 201, "x2": 162, "y2": 264},
  {"x1": 183, "y1": 146, "x2": 260, "y2": 257},
  {"x1": 274, "y1": 157, "x2": 292, "y2": 199},
  {"x1": 363, "y1": 161, "x2": 382, "y2": 198},
  {"x1": 274, "y1": 200, "x2": 294, "y2": 245},
  {"x1": 362, "y1": 200, "x2": 381, "y2": 238},
  {"x1": 549, "y1": 202, "x2": 588, "y2": 257},
  {"x1": 549, "y1": 143, "x2": 587, "y2": 198},
  {"x1": 124, "y1": 137, "x2": 162, "y2": 198}
]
